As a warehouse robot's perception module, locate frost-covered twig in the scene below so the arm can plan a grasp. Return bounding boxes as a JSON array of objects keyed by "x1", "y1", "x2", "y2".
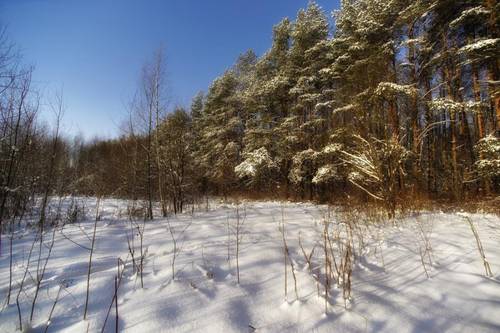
[
  {"x1": 279, "y1": 206, "x2": 298, "y2": 301},
  {"x1": 83, "y1": 196, "x2": 101, "y2": 320},
  {"x1": 464, "y1": 216, "x2": 493, "y2": 277},
  {"x1": 30, "y1": 225, "x2": 57, "y2": 323},
  {"x1": 299, "y1": 232, "x2": 320, "y2": 297},
  {"x1": 234, "y1": 203, "x2": 246, "y2": 284},
  {"x1": 101, "y1": 258, "x2": 127, "y2": 333},
  {"x1": 43, "y1": 284, "x2": 62, "y2": 333},
  {"x1": 166, "y1": 215, "x2": 193, "y2": 281},
  {"x1": 16, "y1": 230, "x2": 39, "y2": 331}
]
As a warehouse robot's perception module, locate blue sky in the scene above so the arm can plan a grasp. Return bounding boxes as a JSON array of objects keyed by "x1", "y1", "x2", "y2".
[{"x1": 0, "y1": 0, "x2": 340, "y2": 139}]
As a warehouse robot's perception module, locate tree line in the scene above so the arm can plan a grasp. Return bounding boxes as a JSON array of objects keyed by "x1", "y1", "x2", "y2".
[
  {"x1": 1, "y1": 0, "x2": 499, "y2": 229},
  {"x1": 190, "y1": 0, "x2": 499, "y2": 213}
]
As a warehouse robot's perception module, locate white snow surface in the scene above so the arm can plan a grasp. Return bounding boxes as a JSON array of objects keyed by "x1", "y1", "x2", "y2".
[{"x1": 1, "y1": 198, "x2": 499, "y2": 332}]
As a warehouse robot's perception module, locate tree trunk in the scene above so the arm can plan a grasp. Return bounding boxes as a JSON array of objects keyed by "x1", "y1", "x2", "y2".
[
  {"x1": 442, "y1": 62, "x2": 459, "y2": 199},
  {"x1": 408, "y1": 28, "x2": 420, "y2": 186},
  {"x1": 472, "y1": 65, "x2": 491, "y2": 194}
]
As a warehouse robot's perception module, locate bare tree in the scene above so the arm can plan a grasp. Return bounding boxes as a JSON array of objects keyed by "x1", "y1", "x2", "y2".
[
  {"x1": 149, "y1": 49, "x2": 169, "y2": 216},
  {"x1": 38, "y1": 93, "x2": 64, "y2": 231},
  {"x1": 157, "y1": 108, "x2": 193, "y2": 214},
  {"x1": 0, "y1": 66, "x2": 36, "y2": 255},
  {"x1": 133, "y1": 48, "x2": 169, "y2": 219}
]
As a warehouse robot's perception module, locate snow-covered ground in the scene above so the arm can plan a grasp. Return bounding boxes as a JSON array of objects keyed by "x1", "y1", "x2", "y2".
[{"x1": 1, "y1": 198, "x2": 499, "y2": 332}]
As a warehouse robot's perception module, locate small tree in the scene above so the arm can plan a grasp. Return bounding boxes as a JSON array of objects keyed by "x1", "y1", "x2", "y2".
[
  {"x1": 157, "y1": 108, "x2": 194, "y2": 214},
  {"x1": 341, "y1": 136, "x2": 408, "y2": 218},
  {"x1": 474, "y1": 134, "x2": 499, "y2": 192}
]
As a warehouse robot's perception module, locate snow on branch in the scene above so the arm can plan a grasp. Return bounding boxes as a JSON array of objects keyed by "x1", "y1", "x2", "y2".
[
  {"x1": 375, "y1": 82, "x2": 418, "y2": 99},
  {"x1": 289, "y1": 149, "x2": 319, "y2": 184},
  {"x1": 450, "y1": 6, "x2": 490, "y2": 28},
  {"x1": 235, "y1": 147, "x2": 277, "y2": 179},
  {"x1": 474, "y1": 134, "x2": 500, "y2": 178},
  {"x1": 312, "y1": 164, "x2": 341, "y2": 184},
  {"x1": 429, "y1": 98, "x2": 488, "y2": 114},
  {"x1": 458, "y1": 38, "x2": 499, "y2": 57},
  {"x1": 332, "y1": 104, "x2": 355, "y2": 114}
]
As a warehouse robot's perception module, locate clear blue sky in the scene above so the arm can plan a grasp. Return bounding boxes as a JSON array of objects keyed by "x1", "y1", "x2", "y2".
[{"x1": 0, "y1": 0, "x2": 340, "y2": 139}]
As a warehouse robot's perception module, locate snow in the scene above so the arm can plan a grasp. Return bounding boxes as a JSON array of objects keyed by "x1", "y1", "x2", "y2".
[
  {"x1": 475, "y1": 134, "x2": 500, "y2": 177},
  {"x1": 1, "y1": 198, "x2": 500, "y2": 332},
  {"x1": 261, "y1": 75, "x2": 290, "y2": 95},
  {"x1": 402, "y1": 38, "x2": 421, "y2": 46},
  {"x1": 429, "y1": 98, "x2": 463, "y2": 114},
  {"x1": 322, "y1": 143, "x2": 342, "y2": 154},
  {"x1": 459, "y1": 38, "x2": 499, "y2": 54},
  {"x1": 312, "y1": 164, "x2": 340, "y2": 184},
  {"x1": 289, "y1": 149, "x2": 318, "y2": 184},
  {"x1": 375, "y1": 82, "x2": 417, "y2": 99},
  {"x1": 235, "y1": 147, "x2": 277, "y2": 178},
  {"x1": 332, "y1": 104, "x2": 355, "y2": 114},
  {"x1": 314, "y1": 100, "x2": 334, "y2": 111},
  {"x1": 450, "y1": 6, "x2": 490, "y2": 28},
  {"x1": 430, "y1": 99, "x2": 488, "y2": 115}
]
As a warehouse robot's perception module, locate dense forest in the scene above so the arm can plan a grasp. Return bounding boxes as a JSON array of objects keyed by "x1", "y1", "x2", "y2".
[{"x1": 1, "y1": 0, "x2": 499, "y2": 225}]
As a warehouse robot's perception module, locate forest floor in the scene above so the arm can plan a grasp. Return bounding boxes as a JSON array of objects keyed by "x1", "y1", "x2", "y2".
[{"x1": 1, "y1": 198, "x2": 499, "y2": 332}]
